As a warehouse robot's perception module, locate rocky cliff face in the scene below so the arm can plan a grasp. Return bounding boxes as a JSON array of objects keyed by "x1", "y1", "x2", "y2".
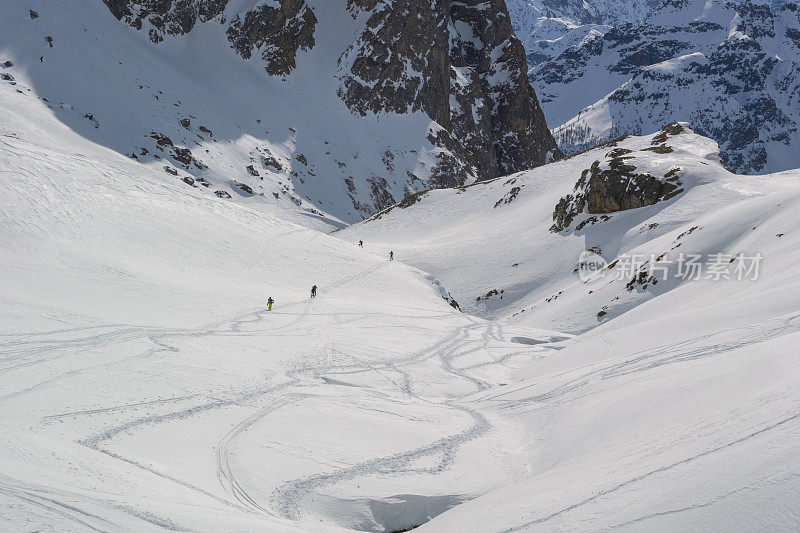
[
  {"x1": 450, "y1": 0, "x2": 560, "y2": 175},
  {"x1": 102, "y1": 0, "x2": 228, "y2": 42},
  {"x1": 338, "y1": 0, "x2": 560, "y2": 181},
  {"x1": 227, "y1": 1, "x2": 317, "y2": 76},
  {"x1": 103, "y1": 0, "x2": 318, "y2": 75},
  {"x1": 103, "y1": 0, "x2": 560, "y2": 199}
]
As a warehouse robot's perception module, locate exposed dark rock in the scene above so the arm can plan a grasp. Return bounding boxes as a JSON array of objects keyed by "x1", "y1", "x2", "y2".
[
  {"x1": 339, "y1": 0, "x2": 451, "y2": 125},
  {"x1": 215, "y1": 190, "x2": 232, "y2": 199},
  {"x1": 362, "y1": 189, "x2": 430, "y2": 221},
  {"x1": 338, "y1": 0, "x2": 560, "y2": 182},
  {"x1": 367, "y1": 176, "x2": 396, "y2": 212},
  {"x1": 642, "y1": 145, "x2": 673, "y2": 154},
  {"x1": 149, "y1": 132, "x2": 206, "y2": 169},
  {"x1": 609, "y1": 38, "x2": 689, "y2": 75},
  {"x1": 30, "y1": 9, "x2": 39, "y2": 19},
  {"x1": 263, "y1": 156, "x2": 283, "y2": 172},
  {"x1": 652, "y1": 122, "x2": 685, "y2": 143},
  {"x1": 2, "y1": 61, "x2": 13, "y2": 68},
  {"x1": 102, "y1": 0, "x2": 228, "y2": 43},
  {"x1": 150, "y1": 132, "x2": 173, "y2": 147},
  {"x1": 237, "y1": 183, "x2": 254, "y2": 195},
  {"x1": 347, "y1": 0, "x2": 380, "y2": 15},
  {"x1": 451, "y1": 0, "x2": 562, "y2": 174},
  {"x1": 575, "y1": 214, "x2": 611, "y2": 231},
  {"x1": 448, "y1": 65, "x2": 498, "y2": 180},
  {"x1": 164, "y1": 166, "x2": 178, "y2": 175},
  {"x1": 171, "y1": 146, "x2": 205, "y2": 169},
  {"x1": 180, "y1": 118, "x2": 191, "y2": 128},
  {"x1": 226, "y1": 0, "x2": 317, "y2": 75},
  {"x1": 246, "y1": 164, "x2": 260, "y2": 176},
  {"x1": 426, "y1": 127, "x2": 480, "y2": 188},
  {"x1": 551, "y1": 129, "x2": 685, "y2": 232},
  {"x1": 495, "y1": 186, "x2": 522, "y2": 208},
  {"x1": 477, "y1": 289, "x2": 504, "y2": 302}
]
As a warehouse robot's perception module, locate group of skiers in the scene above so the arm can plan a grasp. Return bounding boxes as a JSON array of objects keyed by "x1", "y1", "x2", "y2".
[
  {"x1": 358, "y1": 240, "x2": 393, "y2": 260},
  {"x1": 266, "y1": 242, "x2": 394, "y2": 311}
]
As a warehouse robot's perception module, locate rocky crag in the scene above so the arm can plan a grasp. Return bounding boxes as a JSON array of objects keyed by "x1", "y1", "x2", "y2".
[{"x1": 101, "y1": 0, "x2": 560, "y2": 214}]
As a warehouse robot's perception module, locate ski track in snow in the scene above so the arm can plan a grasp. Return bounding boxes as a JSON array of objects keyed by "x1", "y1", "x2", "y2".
[
  {"x1": 216, "y1": 394, "x2": 313, "y2": 516},
  {"x1": 0, "y1": 481, "x2": 114, "y2": 532},
  {"x1": 25, "y1": 255, "x2": 782, "y2": 528},
  {"x1": 503, "y1": 411, "x2": 800, "y2": 531},
  {"x1": 485, "y1": 313, "x2": 800, "y2": 410},
  {"x1": 5, "y1": 36, "x2": 800, "y2": 527},
  {"x1": 270, "y1": 316, "x2": 497, "y2": 521},
  {"x1": 2, "y1": 255, "x2": 527, "y2": 528}
]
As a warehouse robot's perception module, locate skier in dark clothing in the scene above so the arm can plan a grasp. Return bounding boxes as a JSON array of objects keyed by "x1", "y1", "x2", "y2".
[
  {"x1": 267, "y1": 297, "x2": 274, "y2": 311},
  {"x1": 311, "y1": 285, "x2": 317, "y2": 298},
  {"x1": 358, "y1": 240, "x2": 363, "y2": 247},
  {"x1": 389, "y1": 250, "x2": 394, "y2": 261}
]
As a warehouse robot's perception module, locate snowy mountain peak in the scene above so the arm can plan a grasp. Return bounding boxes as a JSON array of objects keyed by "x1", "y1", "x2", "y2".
[{"x1": 522, "y1": 0, "x2": 800, "y2": 174}]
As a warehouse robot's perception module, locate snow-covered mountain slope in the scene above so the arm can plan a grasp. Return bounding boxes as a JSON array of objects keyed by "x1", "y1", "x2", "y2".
[
  {"x1": 4, "y1": 4, "x2": 800, "y2": 531},
  {"x1": 3, "y1": 49, "x2": 800, "y2": 533},
  {"x1": 526, "y1": 0, "x2": 800, "y2": 174},
  {"x1": 416, "y1": 296, "x2": 800, "y2": 531},
  {"x1": 506, "y1": 0, "x2": 659, "y2": 65},
  {"x1": 0, "y1": 0, "x2": 558, "y2": 226},
  {"x1": 1, "y1": 63, "x2": 544, "y2": 532},
  {"x1": 339, "y1": 125, "x2": 800, "y2": 530},
  {"x1": 343, "y1": 124, "x2": 800, "y2": 334}
]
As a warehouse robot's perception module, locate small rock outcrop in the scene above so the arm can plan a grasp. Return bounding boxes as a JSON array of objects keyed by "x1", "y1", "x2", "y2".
[{"x1": 551, "y1": 125, "x2": 685, "y2": 232}]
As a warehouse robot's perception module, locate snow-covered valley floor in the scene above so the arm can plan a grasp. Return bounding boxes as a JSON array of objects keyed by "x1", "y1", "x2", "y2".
[
  {"x1": 4, "y1": 119, "x2": 800, "y2": 532},
  {"x1": 0, "y1": 127, "x2": 520, "y2": 532},
  {"x1": 0, "y1": 91, "x2": 566, "y2": 531}
]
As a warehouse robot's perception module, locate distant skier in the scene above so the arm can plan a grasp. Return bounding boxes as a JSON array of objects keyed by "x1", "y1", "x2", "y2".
[
  {"x1": 267, "y1": 297, "x2": 274, "y2": 311},
  {"x1": 389, "y1": 250, "x2": 394, "y2": 261},
  {"x1": 358, "y1": 240, "x2": 363, "y2": 248},
  {"x1": 311, "y1": 285, "x2": 317, "y2": 298}
]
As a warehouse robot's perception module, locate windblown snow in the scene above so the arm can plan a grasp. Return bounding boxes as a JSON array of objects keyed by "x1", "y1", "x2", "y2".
[{"x1": 2, "y1": 2, "x2": 800, "y2": 533}]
